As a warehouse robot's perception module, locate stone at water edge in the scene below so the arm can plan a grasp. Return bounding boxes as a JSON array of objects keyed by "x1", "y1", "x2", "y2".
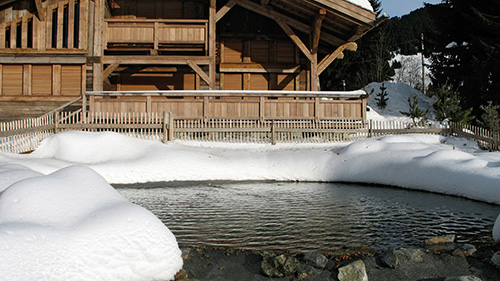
[
  {"x1": 261, "y1": 253, "x2": 299, "y2": 278},
  {"x1": 337, "y1": 260, "x2": 368, "y2": 281},
  {"x1": 302, "y1": 252, "x2": 329, "y2": 269},
  {"x1": 379, "y1": 249, "x2": 398, "y2": 269},
  {"x1": 491, "y1": 251, "x2": 500, "y2": 269},
  {"x1": 452, "y1": 244, "x2": 477, "y2": 257},
  {"x1": 425, "y1": 234, "x2": 456, "y2": 245},
  {"x1": 444, "y1": 276, "x2": 483, "y2": 281},
  {"x1": 493, "y1": 214, "x2": 500, "y2": 243}
]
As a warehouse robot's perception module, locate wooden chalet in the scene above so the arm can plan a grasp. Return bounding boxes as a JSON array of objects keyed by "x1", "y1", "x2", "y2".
[{"x1": 0, "y1": 0, "x2": 378, "y2": 121}]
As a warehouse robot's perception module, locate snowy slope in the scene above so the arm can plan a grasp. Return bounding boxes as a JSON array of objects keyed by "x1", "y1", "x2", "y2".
[
  {"x1": 346, "y1": 0, "x2": 373, "y2": 11},
  {"x1": 365, "y1": 81, "x2": 435, "y2": 121}
]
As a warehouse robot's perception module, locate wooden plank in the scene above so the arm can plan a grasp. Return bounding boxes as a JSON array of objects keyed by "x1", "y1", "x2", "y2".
[
  {"x1": 52, "y1": 64, "x2": 61, "y2": 95},
  {"x1": 0, "y1": 64, "x2": 2, "y2": 95},
  {"x1": 21, "y1": 16, "x2": 28, "y2": 48},
  {"x1": 0, "y1": 23, "x2": 5, "y2": 49},
  {"x1": 57, "y1": 2, "x2": 64, "y2": 49},
  {"x1": 2, "y1": 65, "x2": 22, "y2": 95},
  {"x1": 0, "y1": 56, "x2": 87, "y2": 64},
  {"x1": 10, "y1": 21, "x2": 17, "y2": 48},
  {"x1": 219, "y1": 63, "x2": 301, "y2": 73},
  {"x1": 68, "y1": 0, "x2": 75, "y2": 48},
  {"x1": 80, "y1": 0, "x2": 89, "y2": 50},
  {"x1": 32, "y1": 65, "x2": 52, "y2": 95},
  {"x1": 103, "y1": 55, "x2": 211, "y2": 65},
  {"x1": 311, "y1": 9, "x2": 326, "y2": 54},
  {"x1": 102, "y1": 62, "x2": 120, "y2": 80},
  {"x1": 22, "y1": 64, "x2": 32, "y2": 95}
]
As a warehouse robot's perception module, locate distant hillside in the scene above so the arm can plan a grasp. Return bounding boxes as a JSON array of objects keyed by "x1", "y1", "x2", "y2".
[{"x1": 383, "y1": 6, "x2": 436, "y2": 55}]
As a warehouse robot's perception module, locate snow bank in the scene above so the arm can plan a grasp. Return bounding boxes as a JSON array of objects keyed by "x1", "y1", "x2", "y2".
[
  {"x1": 0, "y1": 164, "x2": 182, "y2": 281},
  {"x1": 2, "y1": 131, "x2": 500, "y2": 205}
]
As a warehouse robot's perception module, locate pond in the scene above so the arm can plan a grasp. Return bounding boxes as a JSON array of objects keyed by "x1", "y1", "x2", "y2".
[{"x1": 115, "y1": 181, "x2": 500, "y2": 252}]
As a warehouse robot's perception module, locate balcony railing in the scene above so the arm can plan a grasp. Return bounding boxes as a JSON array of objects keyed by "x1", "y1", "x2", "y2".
[{"x1": 104, "y1": 19, "x2": 208, "y2": 53}]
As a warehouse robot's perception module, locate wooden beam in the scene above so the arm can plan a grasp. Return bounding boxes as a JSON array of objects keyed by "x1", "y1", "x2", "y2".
[
  {"x1": 273, "y1": 15, "x2": 313, "y2": 62},
  {"x1": 209, "y1": 0, "x2": 216, "y2": 89},
  {"x1": 311, "y1": 9, "x2": 326, "y2": 54},
  {"x1": 215, "y1": 0, "x2": 238, "y2": 23},
  {"x1": 186, "y1": 60, "x2": 210, "y2": 86},
  {"x1": 34, "y1": 0, "x2": 45, "y2": 21},
  {"x1": 317, "y1": 42, "x2": 357, "y2": 75},
  {"x1": 236, "y1": 0, "x2": 346, "y2": 47},
  {"x1": 103, "y1": 56, "x2": 211, "y2": 65},
  {"x1": 260, "y1": 0, "x2": 269, "y2": 6},
  {"x1": 102, "y1": 62, "x2": 120, "y2": 81}
]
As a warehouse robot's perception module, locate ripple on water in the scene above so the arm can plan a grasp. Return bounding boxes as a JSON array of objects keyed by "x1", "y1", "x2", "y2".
[{"x1": 115, "y1": 182, "x2": 500, "y2": 252}]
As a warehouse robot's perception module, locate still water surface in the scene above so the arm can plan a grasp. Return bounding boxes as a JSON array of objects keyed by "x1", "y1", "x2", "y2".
[{"x1": 115, "y1": 182, "x2": 500, "y2": 252}]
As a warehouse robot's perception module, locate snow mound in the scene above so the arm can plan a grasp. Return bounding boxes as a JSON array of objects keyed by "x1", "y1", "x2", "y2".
[
  {"x1": 0, "y1": 165, "x2": 182, "y2": 281},
  {"x1": 365, "y1": 82, "x2": 435, "y2": 121},
  {"x1": 494, "y1": 216, "x2": 500, "y2": 243}
]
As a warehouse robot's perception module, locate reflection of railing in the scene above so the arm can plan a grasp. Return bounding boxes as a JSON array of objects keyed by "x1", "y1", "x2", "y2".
[{"x1": 105, "y1": 19, "x2": 208, "y2": 52}]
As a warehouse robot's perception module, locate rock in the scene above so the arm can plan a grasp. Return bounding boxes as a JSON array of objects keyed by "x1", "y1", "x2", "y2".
[
  {"x1": 181, "y1": 248, "x2": 191, "y2": 261},
  {"x1": 174, "y1": 269, "x2": 188, "y2": 280},
  {"x1": 379, "y1": 249, "x2": 398, "y2": 269},
  {"x1": 326, "y1": 259, "x2": 336, "y2": 271},
  {"x1": 452, "y1": 244, "x2": 477, "y2": 257},
  {"x1": 297, "y1": 263, "x2": 319, "y2": 279},
  {"x1": 491, "y1": 251, "x2": 500, "y2": 269},
  {"x1": 425, "y1": 234, "x2": 456, "y2": 245},
  {"x1": 338, "y1": 260, "x2": 368, "y2": 281},
  {"x1": 261, "y1": 253, "x2": 298, "y2": 278},
  {"x1": 395, "y1": 248, "x2": 424, "y2": 263},
  {"x1": 444, "y1": 276, "x2": 482, "y2": 281},
  {"x1": 302, "y1": 252, "x2": 329, "y2": 269}
]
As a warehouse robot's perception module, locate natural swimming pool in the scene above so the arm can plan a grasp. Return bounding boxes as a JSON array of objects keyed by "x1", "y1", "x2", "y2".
[{"x1": 115, "y1": 181, "x2": 500, "y2": 252}]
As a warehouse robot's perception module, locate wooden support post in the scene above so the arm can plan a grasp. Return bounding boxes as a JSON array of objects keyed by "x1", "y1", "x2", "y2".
[
  {"x1": 34, "y1": 0, "x2": 46, "y2": 21},
  {"x1": 163, "y1": 111, "x2": 168, "y2": 143},
  {"x1": 57, "y1": 2, "x2": 64, "y2": 49},
  {"x1": 168, "y1": 112, "x2": 174, "y2": 141},
  {"x1": 203, "y1": 96, "x2": 209, "y2": 120},
  {"x1": 271, "y1": 120, "x2": 276, "y2": 145},
  {"x1": 187, "y1": 60, "x2": 210, "y2": 86},
  {"x1": 54, "y1": 111, "x2": 59, "y2": 134},
  {"x1": 259, "y1": 96, "x2": 265, "y2": 122},
  {"x1": 208, "y1": 0, "x2": 216, "y2": 90},
  {"x1": 314, "y1": 96, "x2": 320, "y2": 120},
  {"x1": 102, "y1": 62, "x2": 120, "y2": 81},
  {"x1": 22, "y1": 64, "x2": 31, "y2": 95},
  {"x1": 52, "y1": 64, "x2": 61, "y2": 95},
  {"x1": 146, "y1": 95, "x2": 152, "y2": 114},
  {"x1": 93, "y1": 63, "x2": 103, "y2": 91}
]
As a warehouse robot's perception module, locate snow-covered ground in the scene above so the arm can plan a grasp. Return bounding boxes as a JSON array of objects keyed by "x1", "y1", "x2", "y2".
[{"x1": 1, "y1": 81, "x2": 500, "y2": 279}]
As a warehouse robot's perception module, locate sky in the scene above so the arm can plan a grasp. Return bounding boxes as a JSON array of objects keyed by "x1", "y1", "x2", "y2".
[{"x1": 381, "y1": 0, "x2": 442, "y2": 17}]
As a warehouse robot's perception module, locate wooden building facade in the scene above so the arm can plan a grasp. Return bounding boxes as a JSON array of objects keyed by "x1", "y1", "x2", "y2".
[{"x1": 0, "y1": 0, "x2": 377, "y2": 121}]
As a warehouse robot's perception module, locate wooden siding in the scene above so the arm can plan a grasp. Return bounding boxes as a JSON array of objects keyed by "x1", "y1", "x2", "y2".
[
  {"x1": 0, "y1": 63, "x2": 83, "y2": 96},
  {"x1": 110, "y1": 0, "x2": 206, "y2": 20}
]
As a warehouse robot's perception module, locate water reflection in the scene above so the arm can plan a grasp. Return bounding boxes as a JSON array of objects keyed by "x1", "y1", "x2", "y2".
[{"x1": 115, "y1": 182, "x2": 500, "y2": 252}]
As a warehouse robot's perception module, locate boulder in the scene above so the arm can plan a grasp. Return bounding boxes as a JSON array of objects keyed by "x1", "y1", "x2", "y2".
[
  {"x1": 261, "y1": 253, "x2": 298, "y2": 278},
  {"x1": 425, "y1": 234, "x2": 456, "y2": 245},
  {"x1": 452, "y1": 244, "x2": 477, "y2": 257},
  {"x1": 378, "y1": 249, "x2": 398, "y2": 269},
  {"x1": 302, "y1": 252, "x2": 329, "y2": 269},
  {"x1": 395, "y1": 248, "x2": 424, "y2": 263},
  {"x1": 338, "y1": 260, "x2": 368, "y2": 281},
  {"x1": 491, "y1": 251, "x2": 500, "y2": 269}
]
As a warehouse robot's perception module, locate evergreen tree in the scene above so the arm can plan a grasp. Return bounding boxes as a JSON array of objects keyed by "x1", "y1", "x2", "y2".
[
  {"x1": 427, "y1": 0, "x2": 500, "y2": 116},
  {"x1": 479, "y1": 101, "x2": 500, "y2": 133},
  {"x1": 433, "y1": 84, "x2": 474, "y2": 124},
  {"x1": 400, "y1": 96, "x2": 429, "y2": 126},
  {"x1": 375, "y1": 83, "x2": 389, "y2": 109}
]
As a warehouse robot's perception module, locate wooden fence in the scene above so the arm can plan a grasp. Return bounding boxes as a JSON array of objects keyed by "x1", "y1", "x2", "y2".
[{"x1": 1, "y1": 112, "x2": 499, "y2": 153}]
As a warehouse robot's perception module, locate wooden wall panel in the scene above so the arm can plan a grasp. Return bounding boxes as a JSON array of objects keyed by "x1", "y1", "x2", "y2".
[
  {"x1": 224, "y1": 73, "x2": 242, "y2": 90},
  {"x1": 276, "y1": 41, "x2": 296, "y2": 63},
  {"x1": 273, "y1": 74, "x2": 295, "y2": 91},
  {"x1": 223, "y1": 40, "x2": 242, "y2": 63},
  {"x1": 119, "y1": 72, "x2": 197, "y2": 91},
  {"x1": 250, "y1": 41, "x2": 269, "y2": 63},
  {"x1": 2, "y1": 65, "x2": 23, "y2": 95},
  {"x1": 250, "y1": 74, "x2": 268, "y2": 90},
  {"x1": 61, "y1": 65, "x2": 82, "y2": 96},
  {"x1": 32, "y1": 65, "x2": 52, "y2": 95}
]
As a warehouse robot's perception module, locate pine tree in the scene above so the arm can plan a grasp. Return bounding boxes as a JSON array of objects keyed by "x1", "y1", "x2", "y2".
[
  {"x1": 479, "y1": 101, "x2": 500, "y2": 133},
  {"x1": 400, "y1": 96, "x2": 429, "y2": 126},
  {"x1": 428, "y1": 0, "x2": 500, "y2": 117},
  {"x1": 375, "y1": 83, "x2": 389, "y2": 109},
  {"x1": 433, "y1": 84, "x2": 474, "y2": 124}
]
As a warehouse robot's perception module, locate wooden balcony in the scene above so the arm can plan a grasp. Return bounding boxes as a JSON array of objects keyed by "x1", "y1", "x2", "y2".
[{"x1": 104, "y1": 19, "x2": 208, "y2": 54}]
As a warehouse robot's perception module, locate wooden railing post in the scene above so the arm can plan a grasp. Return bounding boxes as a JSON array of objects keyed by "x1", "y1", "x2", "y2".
[
  {"x1": 163, "y1": 112, "x2": 175, "y2": 143},
  {"x1": 368, "y1": 119, "x2": 372, "y2": 138},
  {"x1": 54, "y1": 112, "x2": 59, "y2": 134},
  {"x1": 271, "y1": 120, "x2": 276, "y2": 145},
  {"x1": 162, "y1": 112, "x2": 168, "y2": 143}
]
